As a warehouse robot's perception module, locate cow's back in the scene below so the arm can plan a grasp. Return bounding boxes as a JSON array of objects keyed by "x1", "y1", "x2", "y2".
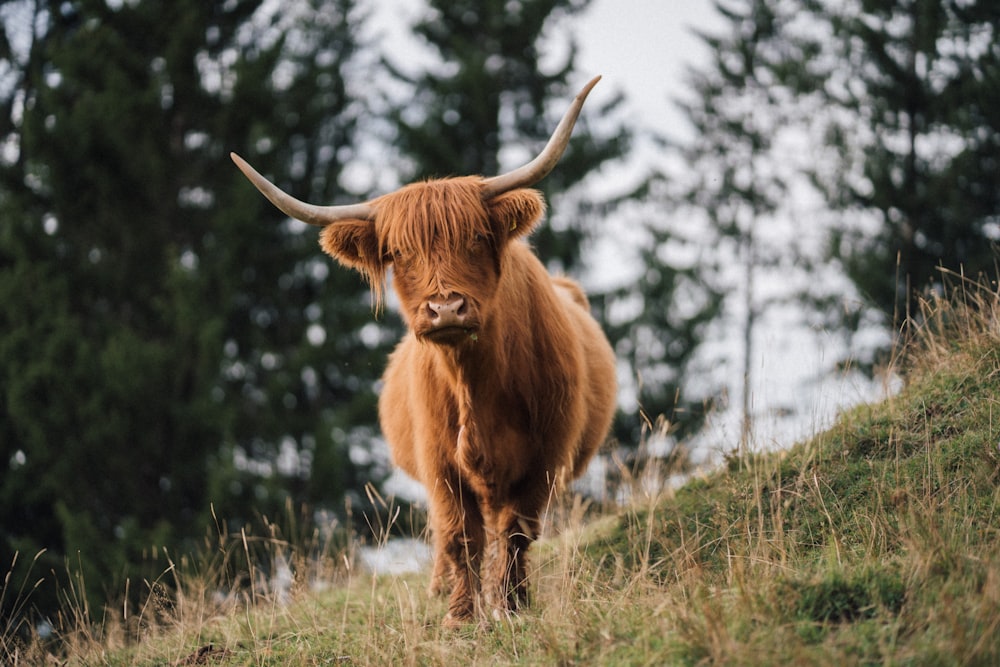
[{"x1": 552, "y1": 276, "x2": 617, "y2": 477}]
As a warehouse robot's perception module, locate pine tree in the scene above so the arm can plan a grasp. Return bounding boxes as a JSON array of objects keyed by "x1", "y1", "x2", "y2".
[
  {"x1": 804, "y1": 0, "x2": 1000, "y2": 321},
  {"x1": 595, "y1": 198, "x2": 724, "y2": 446},
  {"x1": 682, "y1": 0, "x2": 796, "y2": 450},
  {"x1": 661, "y1": 0, "x2": 858, "y2": 448},
  {"x1": 0, "y1": 0, "x2": 378, "y2": 618}
]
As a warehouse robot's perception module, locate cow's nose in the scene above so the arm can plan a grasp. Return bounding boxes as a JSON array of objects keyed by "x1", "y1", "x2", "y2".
[{"x1": 426, "y1": 293, "x2": 467, "y2": 325}]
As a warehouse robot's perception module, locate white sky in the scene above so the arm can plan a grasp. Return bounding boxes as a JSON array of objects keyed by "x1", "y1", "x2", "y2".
[
  {"x1": 367, "y1": 0, "x2": 725, "y2": 143},
  {"x1": 575, "y1": 0, "x2": 725, "y2": 142}
]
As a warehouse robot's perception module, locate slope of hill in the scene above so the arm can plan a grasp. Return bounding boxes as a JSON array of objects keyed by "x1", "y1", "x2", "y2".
[{"x1": 6, "y1": 282, "x2": 1000, "y2": 665}]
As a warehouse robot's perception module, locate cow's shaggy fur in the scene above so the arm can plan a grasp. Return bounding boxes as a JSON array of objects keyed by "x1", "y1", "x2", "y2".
[{"x1": 319, "y1": 178, "x2": 617, "y2": 624}]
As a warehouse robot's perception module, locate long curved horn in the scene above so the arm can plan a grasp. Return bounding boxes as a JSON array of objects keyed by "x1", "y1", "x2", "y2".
[
  {"x1": 230, "y1": 152, "x2": 375, "y2": 225},
  {"x1": 480, "y1": 75, "x2": 601, "y2": 200}
]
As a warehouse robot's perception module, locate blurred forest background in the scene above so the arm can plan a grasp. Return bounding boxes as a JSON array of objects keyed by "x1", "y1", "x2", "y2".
[{"x1": 2, "y1": 0, "x2": 998, "y2": 622}]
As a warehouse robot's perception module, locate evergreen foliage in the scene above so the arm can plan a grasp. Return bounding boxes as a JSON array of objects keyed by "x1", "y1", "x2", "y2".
[
  {"x1": 0, "y1": 0, "x2": 384, "y2": 619},
  {"x1": 672, "y1": 0, "x2": 1000, "y2": 417},
  {"x1": 672, "y1": 0, "x2": 819, "y2": 444},
  {"x1": 788, "y1": 0, "x2": 1000, "y2": 322}
]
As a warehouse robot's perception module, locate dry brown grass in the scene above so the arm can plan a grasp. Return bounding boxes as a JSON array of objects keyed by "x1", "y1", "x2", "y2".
[{"x1": 5, "y1": 274, "x2": 1000, "y2": 665}]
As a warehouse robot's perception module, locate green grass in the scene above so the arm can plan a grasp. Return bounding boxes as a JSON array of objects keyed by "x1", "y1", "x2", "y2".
[{"x1": 6, "y1": 277, "x2": 1000, "y2": 665}]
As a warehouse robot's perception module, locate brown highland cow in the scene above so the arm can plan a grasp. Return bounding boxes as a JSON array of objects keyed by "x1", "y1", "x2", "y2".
[{"x1": 232, "y1": 76, "x2": 617, "y2": 625}]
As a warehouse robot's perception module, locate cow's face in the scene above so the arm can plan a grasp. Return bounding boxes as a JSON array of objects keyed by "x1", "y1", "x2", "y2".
[
  {"x1": 318, "y1": 178, "x2": 545, "y2": 346},
  {"x1": 230, "y1": 79, "x2": 599, "y2": 343}
]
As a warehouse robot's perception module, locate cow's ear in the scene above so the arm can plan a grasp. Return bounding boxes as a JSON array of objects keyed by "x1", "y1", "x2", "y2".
[
  {"x1": 486, "y1": 189, "x2": 546, "y2": 241},
  {"x1": 319, "y1": 219, "x2": 382, "y2": 272}
]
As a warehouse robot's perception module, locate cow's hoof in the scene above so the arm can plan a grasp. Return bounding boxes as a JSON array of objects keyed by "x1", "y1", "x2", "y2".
[
  {"x1": 441, "y1": 611, "x2": 475, "y2": 629},
  {"x1": 427, "y1": 579, "x2": 448, "y2": 597},
  {"x1": 490, "y1": 606, "x2": 515, "y2": 623}
]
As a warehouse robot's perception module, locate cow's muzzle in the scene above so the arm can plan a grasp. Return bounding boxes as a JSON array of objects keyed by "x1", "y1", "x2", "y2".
[
  {"x1": 422, "y1": 293, "x2": 478, "y2": 344},
  {"x1": 426, "y1": 293, "x2": 467, "y2": 327}
]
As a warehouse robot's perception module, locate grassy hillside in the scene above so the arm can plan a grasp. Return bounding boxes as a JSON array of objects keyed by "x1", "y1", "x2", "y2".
[{"x1": 6, "y1": 281, "x2": 1000, "y2": 665}]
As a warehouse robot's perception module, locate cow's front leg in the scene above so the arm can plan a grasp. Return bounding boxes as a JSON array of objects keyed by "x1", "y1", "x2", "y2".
[
  {"x1": 483, "y1": 498, "x2": 542, "y2": 616},
  {"x1": 427, "y1": 547, "x2": 450, "y2": 597},
  {"x1": 505, "y1": 510, "x2": 539, "y2": 610},
  {"x1": 428, "y1": 476, "x2": 485, "y2": 626}
]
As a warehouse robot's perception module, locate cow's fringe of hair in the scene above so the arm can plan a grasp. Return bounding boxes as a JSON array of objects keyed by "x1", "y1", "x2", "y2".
[
  {"x1": 363, "y1": 176, "x2": 499, "y2": 313},
  {"x1": 373, "y1": 177, "x2": 496, "y2": 256}
]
